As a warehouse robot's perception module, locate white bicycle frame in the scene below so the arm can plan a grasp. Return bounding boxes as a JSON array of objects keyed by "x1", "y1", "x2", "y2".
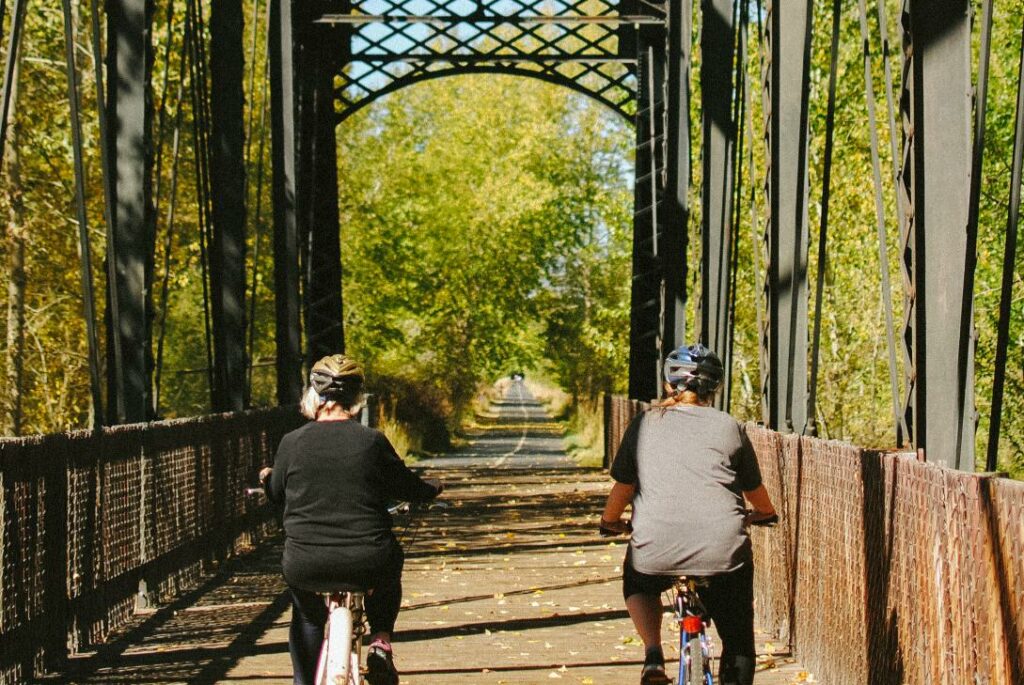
[{"x1": 314, "y1": 592, "x2": 365, "y2": 685}]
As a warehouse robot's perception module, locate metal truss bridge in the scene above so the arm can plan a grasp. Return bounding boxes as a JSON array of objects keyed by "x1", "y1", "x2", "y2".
[{"x1": 0, "y1": 0, "x2": 1021, "y2": 683}]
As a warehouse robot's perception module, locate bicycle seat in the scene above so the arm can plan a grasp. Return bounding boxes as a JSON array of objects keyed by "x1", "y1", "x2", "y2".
[
  {"x1": 673, "y1": 575, "x2": 711, "y2": 588},
  {"x1": 322, "y1": 583, "x2": 368, "y2": 594}
]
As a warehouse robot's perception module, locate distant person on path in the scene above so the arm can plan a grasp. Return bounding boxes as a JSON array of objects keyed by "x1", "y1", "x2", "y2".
[
  {"x1": 599, "y1": 344, "x2": 777, "y2": 685},
  {"x1": 260, "y1": 354, "x2": 443, "y2": 685}
]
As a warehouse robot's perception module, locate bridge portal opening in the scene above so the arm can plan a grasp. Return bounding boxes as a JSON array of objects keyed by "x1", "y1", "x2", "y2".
[{"x1": 324, "y1": 75, "x2": 634, "y2": 447}]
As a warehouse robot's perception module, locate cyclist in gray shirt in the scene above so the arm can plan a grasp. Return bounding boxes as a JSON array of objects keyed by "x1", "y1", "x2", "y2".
[{"x1": 600, "y1": 344, "x2": 777, "y2": 685}]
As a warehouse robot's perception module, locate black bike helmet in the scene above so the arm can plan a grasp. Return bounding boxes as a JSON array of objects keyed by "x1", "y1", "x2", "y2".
[
  {"x1": 309, "y1": 354, "x2": 364, "y2": 402},
  {"x1": 663, "y1": 344, "x2": 724, "y2": 395}
]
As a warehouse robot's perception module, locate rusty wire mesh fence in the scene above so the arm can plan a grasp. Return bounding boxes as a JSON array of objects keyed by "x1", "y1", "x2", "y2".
[
  {"x1": 604, "y1": 395, "x2": 1024, "y2": 685},
  {"x1": 0, "y1": 407, "x2": 301, "y2": 684}
]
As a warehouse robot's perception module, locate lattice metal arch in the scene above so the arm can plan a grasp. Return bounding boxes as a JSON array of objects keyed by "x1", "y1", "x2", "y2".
[{"x1": 318, "y1": 0, "x2": 665, "y2": 122}]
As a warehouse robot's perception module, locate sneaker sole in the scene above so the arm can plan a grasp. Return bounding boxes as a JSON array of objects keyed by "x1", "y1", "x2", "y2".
[
  {"x1": 365, "y1": 651, "x2": 399, "y2": 685},
  {"x1": 640, "y1": 668, "x2": 672, "y2": 685}
]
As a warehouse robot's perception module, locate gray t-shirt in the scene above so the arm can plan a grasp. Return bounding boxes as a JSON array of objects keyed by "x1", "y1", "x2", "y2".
[{"x1": 609, "y1": 406, "x2": 762, "y2": 576}]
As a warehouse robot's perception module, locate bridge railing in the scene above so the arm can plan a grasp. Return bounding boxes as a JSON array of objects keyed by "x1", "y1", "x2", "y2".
[
  {"x1": 604, "y1": 395, "x2": 1024, "y2": 685},
  {"x1": 0, "y1": 408, "x2": 302, "y2": 684}
]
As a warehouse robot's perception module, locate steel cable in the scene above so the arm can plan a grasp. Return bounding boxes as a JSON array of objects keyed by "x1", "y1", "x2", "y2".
[
  {"x1": 151, "y1": 0, "x2": 180, "y2": 415},
  {"x1": 152, "y1": 0, "x2": 178, "y2": 222},
  {"x1": 726, "y1": 0, "x2": 749, "y2": 414},
  {"x1": 857, "y1": 0, "x2": 902, "y2": 445},
  {"x1": 746, "y1": 0, "x2": 768, "y2": 425},
  {"x1": 805, "y1": 0, "x2": 841, "y2": 437},
  {"x1": 185, "y1": 0, "x2": 216, "y2": 407},
  {"x1": 246, "y1": 0, "x2": 274, "y2": 405},
  {"x1": 956, "y1": 0, "x2": 993, "y2": 469},
  {"x1": 987, "y1": 18, "x2": 1024, "y2": 472},
  {"x1": 61, "y1": 0, "x2": 104, "y2": 429},
  {"x1": 872, "y1": 0, "x2": 909, "y2": 446},
  {"x1": 154, "y1": 13, "x2": 191, "y2": 415},
  {"x1": 0, "y1": 0, "x2": 24, "y2": 167}
]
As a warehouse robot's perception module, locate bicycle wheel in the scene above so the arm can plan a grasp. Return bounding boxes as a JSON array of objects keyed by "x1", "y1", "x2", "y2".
[{"x1": 685, "y1": 634, "x2": 707, "y2": 685}]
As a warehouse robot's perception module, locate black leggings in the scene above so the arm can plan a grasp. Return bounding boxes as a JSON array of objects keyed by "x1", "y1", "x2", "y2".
[
  {"x1": 287, "y1": 549, "x2": 404, "y2": 685},
  {"x1": 623, "y1": 557, "x2": 756, "y2": 685}
]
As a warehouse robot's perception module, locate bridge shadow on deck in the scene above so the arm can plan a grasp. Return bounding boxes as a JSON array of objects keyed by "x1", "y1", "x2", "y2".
[
  {"x1": 36, "y1": 542, "x2": 292, "y2": 684},
  {"x1": 39, "y1": 466, "x2": 624, "y2": 684},
  {"x1": 39, "y1": 432, "x2": 809, "y2": 683}
]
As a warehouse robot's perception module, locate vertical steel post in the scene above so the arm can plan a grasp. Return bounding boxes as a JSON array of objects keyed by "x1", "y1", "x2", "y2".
[
  {"x1": 662, "y1": 0, "x2": 691, "y2": 359},
  {"x1": 0, "y1": 0, "x2": 26, "y2": 166},
  {"x1": 106, "y1": 0, "x2": 155, "y2": 423},
  {"x1": 209, "y1": 0, "x2": 247, "y2": 411},
  {"x1": 700, "y1": 0, "x2": 736, "y2": 405},
  {"x1": 302, "y1": 1, "x2": 345, "y2": 364},
  {"x1": 63, "y1": 0, "x2": 105, "y2": 428},
  {"x1": 628, "y1": 29, "x2": 668, "y2": 401},
  {"x1": 899, "y1": 1, "x2": 973, "y2": 468},
  {"x1": 270, "y1": 0, "x2": 304, "y2": 403},
  {"x1": 764, "y1": 0, "x2": 811, "y2": 432}
]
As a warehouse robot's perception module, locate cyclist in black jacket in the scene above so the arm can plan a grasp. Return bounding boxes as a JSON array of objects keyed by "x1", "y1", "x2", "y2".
[
  {"x1": 600, "y1": 344, "x2": 777, "y2": 685},
  {"x1": 260, "y1": 354, "x2": 442, "y2": 685}
]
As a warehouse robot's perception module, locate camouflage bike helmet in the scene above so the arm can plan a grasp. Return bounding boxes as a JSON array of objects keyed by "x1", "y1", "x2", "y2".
[
  {"x1": 662, "y1": 344, "x2": 724, "y2": 396},
  {"x1": 309, "y1": 354, "x2": 364, "y2": 401}
]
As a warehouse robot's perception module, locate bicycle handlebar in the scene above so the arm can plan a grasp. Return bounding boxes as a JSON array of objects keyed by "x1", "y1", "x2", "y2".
[
  {"x1": 599, "y1": 511, "x2": 779, "y2": 537},
  {"x1": 745, "y1": 510, "x2": 779, "y2": 527},
  {"x1": 390, "y1": 500, "x2": 451, "y2": 515},
  {"x1": 598, "y1": 518, "x2": 632, "y2": 537}
]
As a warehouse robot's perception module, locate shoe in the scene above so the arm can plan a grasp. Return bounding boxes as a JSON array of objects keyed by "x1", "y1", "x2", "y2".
[
  {"x1": 640, "y1": 661, "x2": 672, "y2": 685},
  {"x1": 365, "y1": 640, "x2": 399, "y2": 685}
]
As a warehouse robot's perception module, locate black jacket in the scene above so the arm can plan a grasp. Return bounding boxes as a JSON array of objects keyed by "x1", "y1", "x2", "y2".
[{"x1": 267, "y1": 419, "x2": 438, "y2": 591}]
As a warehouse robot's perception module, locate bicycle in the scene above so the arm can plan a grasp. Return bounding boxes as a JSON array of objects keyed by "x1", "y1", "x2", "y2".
[
  {"x1": 600, "y1": 510, "x2": 777, "y2": 685},
  {"x1": 314, "y1": 585, "x2": 368, "y2": 684},
  {"x1": 671, "y1": 511, "x2": 778, "y2": 685},
  {"x1": 672, "y1": 575, "x2": 714, "y2": 685},
  {"x1": 245, "y1": 487, "x2": 443, "y2": 685},
  {"x1": 315, "y1": 500, "x2": 451, "y2": 685}
]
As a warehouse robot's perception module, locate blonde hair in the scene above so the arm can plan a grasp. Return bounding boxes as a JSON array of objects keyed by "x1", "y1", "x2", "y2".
[
  {"x1": 655, "y1": 385, "x2": 714, "y2": 409},
  {"x1": 300, "y1": 385, "x2": 365, "y2": 420}
]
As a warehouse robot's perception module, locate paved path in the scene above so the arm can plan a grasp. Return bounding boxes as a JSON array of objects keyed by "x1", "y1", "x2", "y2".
[
  {"x1": 47, "y1": 383, "x2": 814, "y2": 684},
  {"x1": 415, "y1": 380, "x2": 572, "y2": 470}
]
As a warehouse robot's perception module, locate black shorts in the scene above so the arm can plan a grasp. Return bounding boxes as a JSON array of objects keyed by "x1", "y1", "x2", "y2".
[{"x1": 622, "y1": 552, "x2": 677, "y2": 600}]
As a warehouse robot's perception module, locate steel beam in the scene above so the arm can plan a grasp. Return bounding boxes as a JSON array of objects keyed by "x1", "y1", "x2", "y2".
[
  {"x1": 317, "y1": 14, "x2": 665, "y2": 26},
  {"x1": 270, "y1": 0, "x2": 304, "y2": 403},
  {"x1": 700, "y1": 0, "x2": 736, "y2": 405},
  {"x1": 628, "y1": 30, "x2": 667, "y2": 402},
  {"x1": 899, "y1": 1, "x2": 973, "y2": 468},
  {"x1": 209, "y1": 0, "x2": 247, "y2": 411},
  {"x1": 343, "y1": 55, "x2": 636, "y2": 65},
  {"x1": 0, "y1": 0, "x2": 26, "y2": 167},
  {"x1": 301, "y1": 2, "x2": 345, "y2": 364},
  {"x1": 764, "y1": 0, "x2": 811, "y2": 432},
  {"x1": 106, "y1": 0, "x2": 155, "y2": 423},
  {"x1": 661, "y1": 0, "x2": 690, "y2": 362}
]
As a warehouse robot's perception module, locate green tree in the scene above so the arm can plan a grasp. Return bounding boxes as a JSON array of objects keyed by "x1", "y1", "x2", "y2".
[{"x1": 337, "y1": 75, "x2": 634, "y2": 426}]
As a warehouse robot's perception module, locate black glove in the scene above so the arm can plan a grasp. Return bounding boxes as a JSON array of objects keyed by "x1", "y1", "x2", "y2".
[
  {"x1": 599, "y1": 518, "x2": 632, "y2": 537},
  {"x1": 744, "y1": 511, "x2": 779, "y2": 527}
]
